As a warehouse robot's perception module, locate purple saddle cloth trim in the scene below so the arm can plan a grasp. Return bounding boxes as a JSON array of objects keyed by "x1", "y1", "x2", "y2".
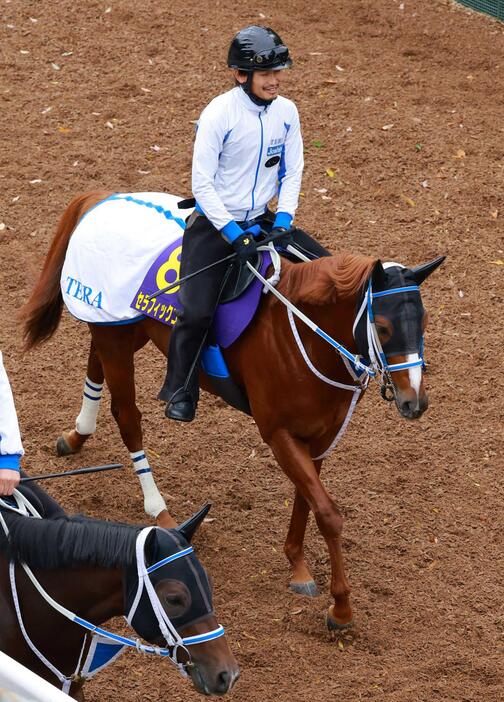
[{"x1": 131, "y1": 239, "x2": 271, "y2": 348}]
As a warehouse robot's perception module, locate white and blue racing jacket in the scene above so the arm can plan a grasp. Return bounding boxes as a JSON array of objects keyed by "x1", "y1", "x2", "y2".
[{"x1": 191, "y1": 86, "x2": 303, "y2": 241}]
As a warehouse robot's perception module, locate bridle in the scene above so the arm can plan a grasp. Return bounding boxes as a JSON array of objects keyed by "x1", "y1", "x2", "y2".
[
  {"x1": 0, "y1": 492, "x2": 224, "y2": 692},
  {"x1": 249, "y1": 250, "x2": 425, "y2": 396},
  {"x1": 352, "y1": 278, "x2": 425, "y2": 400}
]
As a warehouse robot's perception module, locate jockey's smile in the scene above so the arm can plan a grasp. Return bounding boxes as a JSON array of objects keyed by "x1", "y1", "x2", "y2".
[{"x1": 233, "y1": 68, "x2": 283, "y2": 101}]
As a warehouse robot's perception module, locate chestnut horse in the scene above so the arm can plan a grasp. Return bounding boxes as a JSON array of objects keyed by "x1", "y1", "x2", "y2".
[
  {"x1": 0, "y1": 483, "x2": 238, "y2": 698},
  {"x1": 21, "y1": 190, "x2": 444, "y2": 630}
]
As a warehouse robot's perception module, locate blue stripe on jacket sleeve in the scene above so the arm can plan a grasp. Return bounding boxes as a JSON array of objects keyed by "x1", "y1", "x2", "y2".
[
  {"x1": 221, "y1": 220, "x2": 243, "y2": 243},
  {"x1": 0, "y1": 454, "x2": 21, "y2": 470}
]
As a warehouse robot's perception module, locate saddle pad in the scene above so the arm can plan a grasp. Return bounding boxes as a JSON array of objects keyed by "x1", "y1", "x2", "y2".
[
  {"x1": 61, "y1": 193, "x2": 190, "y2": 324},
  {"x1": 134, "y1": 244, "x2": 272, "y2": 348},
  {"x1": 61, "y1": 191, "x2": 272, "y2": 347}
]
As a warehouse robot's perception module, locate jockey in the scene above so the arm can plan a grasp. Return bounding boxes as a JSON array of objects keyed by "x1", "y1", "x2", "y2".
[
  {"x1": 0, "y1": 351, "x2": 23, "y2": 495},
  {"x1": 159, "y1": 25, "x2": 329, "y2": 423}
]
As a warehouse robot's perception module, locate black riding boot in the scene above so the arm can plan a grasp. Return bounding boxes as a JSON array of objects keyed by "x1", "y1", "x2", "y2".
[{"x1": 158, "y1": 214, "x2": 233, "y2": 422}]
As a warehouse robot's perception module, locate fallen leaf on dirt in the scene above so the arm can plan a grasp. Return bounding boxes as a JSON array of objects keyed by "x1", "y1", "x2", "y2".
[
  {"x1": 336, "y1": 65, "x2": 344, "y2": 71},
  {"x1": 105, "y1": 121, "x2": 114, "y2": 129},
  {"x1": 326, "y1": 168, "x2": 335, "y2": 177},
  {"x1": 321, "y1": 195, "x2": 332, "y2": 201},
  {"x1": 0, "y1": 223, "x2": 6, "y2": 232},
  {"x1": 29, "y1": 179, "x2": 42, "y2": 184},
  {"x1": 382, "y1": 123, "x2": 394, "y2": 131},
  {"x1": 312, "y1": 139, "x2": 324, "y2": 148},
  {"x1": 291, "y1": 608, "x2": 303, "y2": 615},
  {"x1": 203, "y1": 517, "x2": 216, "y2": 523},
  {"x1": 490, "y1": 209, "x2": 498, "y2": 219},
  {"x1": 454, "y1": 149, "x2": 466, "y2": 159},
  {"x1": 51, "y1": 63, "x2": 60, "y2": 71},
  {"x1": 284, "y1": 499, "x2": 290, "y2": 507},
  {"x1": 400, "y1": 194, "x2": 415, "y2": 207},
  {"x1": 337, "y1": 640, "x2": 345, "y2": 651},
  {"x1": 309, "y1": 52, "x2": 322, "y2": 55},
  {"x1": 323, "y1": 79, "x2": 338, "y2": 85},
  {"x1": 11, "y1": 196, "x2": 20, "y2": 202},
  {"x1": 242, "y1": 632, "x2": 257, "y2": 640},
  {"x1": 490, "y1": 260, "x2": 504, "y2": 265},
  {"x1": 458, "y1": 290, "x2": 464, "y2": 298},
  {"x1": 315, "y1": 188, "x2": 328, "y2": 194},
  {"x1": 420, "y1": 179, "x2": 429, "y2": 188},
  {"x1": 57, "y1": 125, "x2": 71, "y2": 133}
]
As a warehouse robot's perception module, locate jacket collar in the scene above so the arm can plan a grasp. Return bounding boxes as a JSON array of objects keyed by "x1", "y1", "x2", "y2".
[{"x1": 233, "y1": 86, "x2": 270, "y2": 113}]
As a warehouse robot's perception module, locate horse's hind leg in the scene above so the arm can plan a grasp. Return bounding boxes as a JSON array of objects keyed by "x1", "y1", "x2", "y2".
[
  {"x1": 57, "y1": 340, "x2": 104, "y2": 456},
  {"x1": 90, "y1": 325, "x2": 175, "y2": 528}
]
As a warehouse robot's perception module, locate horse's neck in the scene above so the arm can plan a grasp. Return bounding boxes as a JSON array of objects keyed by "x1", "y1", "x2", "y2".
[
  {"x1": 293, "y1": 298, "x2": 358, "y2": 378},
  {"x1": 38, "y1": 566, "x2": 124, "y2": 623}
]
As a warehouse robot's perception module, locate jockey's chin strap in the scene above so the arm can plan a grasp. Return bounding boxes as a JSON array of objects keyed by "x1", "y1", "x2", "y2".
[{"x1": 0, "y1": 493, "x2": 224, "y2": 691}]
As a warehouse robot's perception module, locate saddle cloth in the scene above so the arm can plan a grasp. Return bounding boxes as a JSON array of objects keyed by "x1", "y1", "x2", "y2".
[{"x1": 61, "y1": 192, "x2": 271, "y2": 348}]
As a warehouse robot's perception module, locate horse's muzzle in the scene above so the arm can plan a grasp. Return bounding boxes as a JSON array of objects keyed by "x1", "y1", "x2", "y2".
[
  {"x1": 396, "y1": 392, "x2": 428, "y2": 420},
  {"x1": 189, "y1": 664, "x2": 240, "y2": 696}
]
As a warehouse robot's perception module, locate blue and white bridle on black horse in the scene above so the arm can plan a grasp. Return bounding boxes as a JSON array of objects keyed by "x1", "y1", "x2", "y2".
[{"x1": 0, "y1": 492, "x2": 224, "y2": 693}]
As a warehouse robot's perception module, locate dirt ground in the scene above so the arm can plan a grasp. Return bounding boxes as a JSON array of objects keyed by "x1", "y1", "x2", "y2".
[{"x1": 1, "y1": 0, "x2": 503, "y2": 700}]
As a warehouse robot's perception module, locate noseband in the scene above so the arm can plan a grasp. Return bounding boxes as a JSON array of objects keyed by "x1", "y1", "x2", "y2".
[
  {"x1": 353, "y1": 280, "x2": 425, "y2": 397},
  {"x1": 0, "y1": 494, "x2": 225, "y2": 692}
]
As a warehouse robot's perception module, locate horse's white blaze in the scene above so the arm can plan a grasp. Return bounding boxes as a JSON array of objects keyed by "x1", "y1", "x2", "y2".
[{"x1": 407, "y1": 354, "x2": 422, "y2": 398}]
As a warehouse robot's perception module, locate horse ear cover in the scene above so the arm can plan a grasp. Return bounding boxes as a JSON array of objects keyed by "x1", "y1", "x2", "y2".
[
  {"x1": 176, "y1": 503, "x2": 212, "y2": 543},
  {"x1": 371, "y1": 260, "x2": 387, "y2": 289},
  {"x1": 410, "y1": 256, "x2": 446, "y2": 285}
]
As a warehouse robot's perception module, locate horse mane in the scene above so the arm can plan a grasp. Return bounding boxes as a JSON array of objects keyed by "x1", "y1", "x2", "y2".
[
  {"x1": 279, "y1": 253, "x2": 378, "y2": 306},
  {"x1": 0, "y1": 512, "x2": 142, "y2": 570}
]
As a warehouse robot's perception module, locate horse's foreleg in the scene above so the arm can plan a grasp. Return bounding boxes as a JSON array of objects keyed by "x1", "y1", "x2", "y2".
[
  {"x1": 285, "y1": 462, "x2": 322, "y2": 597},
  {"x1": 57, "y1": 342, "x2": 104, "y2": 456},
  {"x1": 269, "y1": 430, "x2": 352, "y2": 628}
]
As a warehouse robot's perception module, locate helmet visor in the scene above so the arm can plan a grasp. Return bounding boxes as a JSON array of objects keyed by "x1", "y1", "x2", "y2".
[{"x1": 252, "y1": 45, "x2": 290, "y2": 68}]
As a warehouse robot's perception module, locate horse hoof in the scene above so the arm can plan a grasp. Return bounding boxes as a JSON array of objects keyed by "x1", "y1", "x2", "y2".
[
  {"x1": 289, "y1": 580, "x2": 319, "y2": 597},
  {"x1": 156, "y1": 510, "x2": 177, "y2": 529},
  {"x1": 325, "y1": 606, "x2": 354, "y2": 631},
  {"x1": 56, "y1": 433, "x2": 75, "y2": 457}
]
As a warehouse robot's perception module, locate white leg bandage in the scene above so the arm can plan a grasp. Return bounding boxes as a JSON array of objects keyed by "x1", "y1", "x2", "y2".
[
  {"x1": 130, "y1": 450, "x2": 167, "y2": 518},
  {"x1": 75, "y1": 377, "x2": 103, "y2": 435}
]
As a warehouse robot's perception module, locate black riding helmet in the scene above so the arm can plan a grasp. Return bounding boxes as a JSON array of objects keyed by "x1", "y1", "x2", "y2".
[{"x1": 227, "y1": 25, "x2": 292, "y2": 72}]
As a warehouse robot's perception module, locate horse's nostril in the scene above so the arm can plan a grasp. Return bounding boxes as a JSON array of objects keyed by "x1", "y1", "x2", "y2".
[{"x1": 216, "y1": 670, "x2": 231, "y2": 692}]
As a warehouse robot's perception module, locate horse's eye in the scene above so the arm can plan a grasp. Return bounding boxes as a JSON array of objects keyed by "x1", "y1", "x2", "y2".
[
  {"x1": 155, "y1": 580, "x2": 191, "y2": 618},
  {"x1": 374, "y1": 316, "x2": 393, "y2": 343},
  {"x1": 164, "y1": 593, "x2": 184, "y2": 607}
]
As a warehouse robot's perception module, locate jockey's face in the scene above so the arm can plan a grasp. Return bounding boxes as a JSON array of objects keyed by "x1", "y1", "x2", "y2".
[{"x1": 233, "y1": 69, "x2": 283, "y2": 101}]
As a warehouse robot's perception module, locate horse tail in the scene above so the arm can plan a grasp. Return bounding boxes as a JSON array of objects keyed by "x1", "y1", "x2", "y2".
[{"x1": 21, "y1": 190, "x2": 111, "y2": 350}]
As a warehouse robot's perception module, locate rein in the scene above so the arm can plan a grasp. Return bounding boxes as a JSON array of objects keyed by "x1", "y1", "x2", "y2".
[
  {"x1": 246, "y1": 252, "x2": 424, "y2": 458},
  {"x1": 0, "y1": 493, "x2": 224, "y2": 692}
]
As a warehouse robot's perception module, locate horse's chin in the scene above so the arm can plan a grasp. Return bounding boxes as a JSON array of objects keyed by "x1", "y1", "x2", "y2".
[{"x1": 188, "y1": 664, "x2": 238, "y2": 696}]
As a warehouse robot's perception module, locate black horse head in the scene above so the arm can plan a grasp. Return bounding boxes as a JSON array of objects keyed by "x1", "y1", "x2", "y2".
[{"x1": 125, "y1": 504, "x2": 239, "y2": 695}]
